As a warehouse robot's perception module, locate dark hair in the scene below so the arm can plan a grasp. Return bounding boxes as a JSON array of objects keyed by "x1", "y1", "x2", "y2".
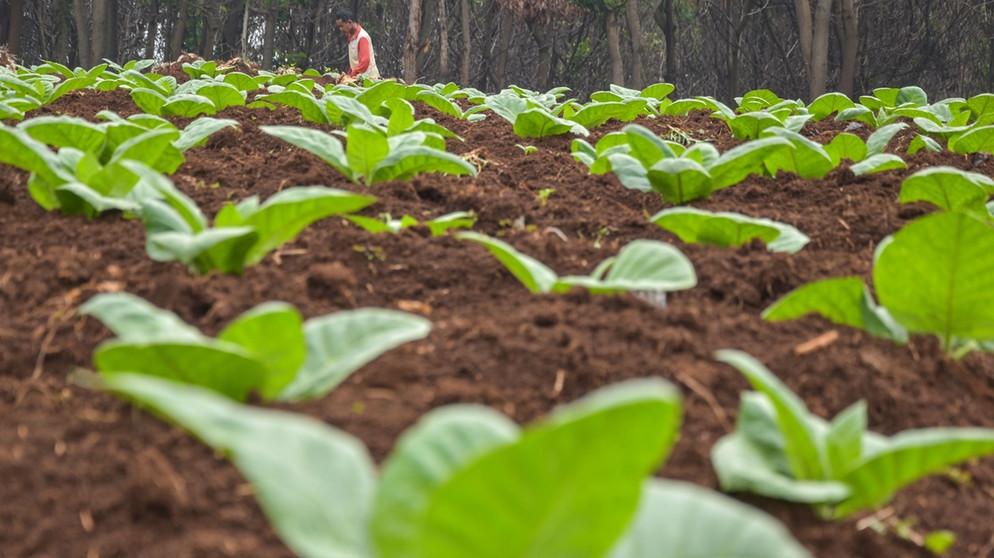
[{"x1": 335, "y1": 10, "x2": 355, "y2": 22}]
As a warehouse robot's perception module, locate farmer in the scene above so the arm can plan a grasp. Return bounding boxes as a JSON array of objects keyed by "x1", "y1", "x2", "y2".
[{"x1": 335, "y1": 10, "x2": 380, "y2": 81}]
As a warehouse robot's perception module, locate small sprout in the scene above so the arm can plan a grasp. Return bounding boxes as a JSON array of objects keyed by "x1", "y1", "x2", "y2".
[
  {"x1": 516, "y1": 143, "x2": 538, "y2": 155},
  {"x1": 536, "y1": 188, "x2": 555, "y2": 206},
  {"x1": 353, "y1": 244, "x2": 386, "y2": 261}
]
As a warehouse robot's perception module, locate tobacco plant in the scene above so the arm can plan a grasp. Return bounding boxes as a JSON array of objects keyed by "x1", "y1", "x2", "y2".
[
  {"x1": 712, "y1": 350, "x2": 994, "y2": 520},
  {"x1": 650, "y1": 207, "x2": 809, "y2": 253},
  {"x1": 81, "y1": 292, "x2": 431, "y2": 402},
  {"x1": 457, "y1": 232, "x2": 696, "y2": 295},
  {"x1": 89, "y1": 372, "x2": 812, "y2": 558},
  {"x1": 346, "y1": 211, "x2": 476, "y2": 235}
]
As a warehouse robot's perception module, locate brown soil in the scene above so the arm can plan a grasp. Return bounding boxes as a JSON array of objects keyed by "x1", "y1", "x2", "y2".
[{"x1": 4, "y1": 87, "x2": 994, "y2": 558}]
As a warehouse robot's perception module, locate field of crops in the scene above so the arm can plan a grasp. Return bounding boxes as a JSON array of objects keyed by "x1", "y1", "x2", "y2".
[{"x1": 4, "y1": 59, "x2": 994, "y2": 557}]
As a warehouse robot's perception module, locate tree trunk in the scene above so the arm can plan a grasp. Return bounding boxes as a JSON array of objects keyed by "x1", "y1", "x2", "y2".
[
  {"x1": 793, "y1": 0, "x2": 813, "y2": 83},
  {"x1": 438, "y1": 0, "x2": 450, "y2": 81},
  {"x1": 653, "y1": 0, "x2": 676, "y2": 82},
  {"x1": 169, "y1": 0, "x2": 189, "y2": 60},
  {"x1": 240, "y1": 0, "x2": 249, "y2": 59},
  {"x1": 144, "y1": 0, "x2": 159, "y2": 59},
  {"x1": 459, "y1": 0, "x2": 470, "y2": 85},
  {"x1": 495, "y1": 8, "x2": 511, "y2": 88},
  {"x1": 626, "y1": 0, "x2": 644, "y2": 89},
  {"x1": 90, "y1": 0, "x2": 113, "y2": 64},
  {"x1": 808, "y1": 0, "x2": 833, "y2": 99},
  {"x1": 605, "y1": 10, "x2": 623, "y2": 86},
  {"x1": 528, "y1": 20, "x2": 553, "y2": 90},
  {"x1": 3, "y1": 0, "x2": 24, "y2": 56},
  {"x1": 837, "y1": 0, "x2": 858, "y2": 97},
  {"x1": 262, "y1": 6, "x2": 276, "y2": 69},
  {"x1": 403, "y1": 0, "x2": 423, "y2": 82},
  {"x1": 416, "y1": 0, "x2": 438, "y2": 78},
  {"x1": 217, "y1": 0, "x2": 242, "y2": 59},
  {"x1": 73, "y1": 0, "x2": 91, "y2": 67}
]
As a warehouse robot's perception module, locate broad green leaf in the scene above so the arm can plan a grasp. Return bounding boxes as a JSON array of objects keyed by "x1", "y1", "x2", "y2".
[
  {"x1": 967, "y1": 93, "x2": 994, "y2": 121},
  {"x1": 762, "y1": 276, "x2": 908, "y2": 342},
  {"x1": 556, "y1": 240, "x2": 696, "y2": 294},
  {"x1": 79, "y1": 292, "x2": 204, "y2": 342},
  {"x1": 123, "y1": 161, "x2": 206, "y2": 231},
  {"x1": 836, "y1": 106, "x2": 877, "y2": 126},
  {"x1": 415, "y1": 90, "x2": 463, "y2": 118},
  {"x1": 162, "y1": 93, "x2": 217, "y2": 117},
  {"x1": 825, "y1": 401, "x2": 867, "y2": 477},
  {"x1": 197, "y1": 82, "x2": 245, "y2": 109},
  {"x1": 109, "y1": 127, "x2": 184, "y2": 173},
  {"x1": 875, "y1": 211, "x2": 994, "y2": 349},
  {"x1": 260, "y1": 125, "x2": 353, "y2": 180},
  {"x1": 646, "y1": 157, "x2": 712, "y2": 204},
  {"x1": 94, "y1": 339, "x2": 268, "y2": 400},
  {"x1": 241, "y1": 186, "x2": 376, "y2": 265},
  {"x1": 55, "y1": 182, "x2": 141, "y2": 216},
  {"x1": 174, "y1": 117, "x2": 238, "y2": 151},
  {"x1": 373, "y1": 405, "x2": 520, "y2": 558},
  {"x1": 849, "y1": 153, "x2": 907, "y2": 176},
  {"x1": 347, "y1": 125, "x2": 390, "y2": 181},
  {"x1": 709, "y1": 136, "x2": 792, "y2": 190},
  {"x1": 217, "y1": 302, "x2": 306, "y2": 400},
  {"x1": 99, "y1": 374, "x2": 376, "y2": 558},
  {"x1": 663, "y1": 98, "x2": 706, "y2": 115},
  {"x1": 762, "y1": 128, "x2": 834, "y2": 178},
  {"x1": 566, "y1": 102, "x2": 636, "y2": 129},
  {"x1": 949, "y1": 125, "x2": 994, "y2": 154},
  {"x1": 455, "y1": 232, "x2": 559, "y2": 294},
  {"x1": 808, "y1": 92, "x2": 855, "y2": 121},
  {"x1": 148, "y1": 227, "x2": 258, "y2": 275},
  {"x1": 623, "y1": 124, "x2": 678, "y2": 166},
  {"x1": 20, "y1": 115, "x2": 107, "y2": 153},
  {"x1": 417, "y1": 379, "x2": 682, "y2": 558},
  {"x1": 711, "y1": 431, "x2": 851, "y2": 504},
  {"x1": 715, "y1": 350, "x2": 826, "y2": 481},
  {"x1": 907, "y1": 134, "x2": 942, "y2": 154},
  {"x1": 912, "y1": 117, "x2": 970, "y2": 140},
  {"x1": 223, "y1": 72, "x2": 260, "y2": 92},
  {"x1": 606, "y1": 153, "x2": 652, "y2": 192},
  {"x1": 896, "y1": 86, "x2": 928, "y2": 106},
  {"x1": 385, "y1": 98, "x2": 416, "y2": 136},
  {"x1": 866, "y1": 122, "x2": 908, "y2": 155},
  {"x1": 258, "y1": 90, "x2": 328, "y2": 123},
  {"x1": 726, "y1": 112, "x2": 783, "y2": 140},
  {"x1": 370, "y1": 146, "x2": 477, "y2": 184},
  {"x1": 514, "y1": 108, "x2": 585, "y2": 138},
  {"x1": 899, "y1": 166, "x2": 994, "y2": 211},
  {"x1": 823, "y1": 133, "x2": 867, "y2": 165},
  {"x1": 651, "y1": 207, "x2": 809, "y2": 253},
  {"x1": 426, "y1": 211, "x2": 476, "y2": 236},
  {"x1": 345, "y1": 214, "x2": 409, "y2": 234},
  {"x1": 278, "y1": 309, "x2": 432, "y2": 401},
  {"x1": 607, "y1": 479, "x2": 812, "y2": 558},
  {"x1": 355, "y1": 80, "x2": 407, "y2": 113},
  {"x1": 0, "y1": 125, "x2": 63, "y2": 185},
  {"x1": 639, "y1": 82, "x2": 674, "y2": 100},
  {"x1": 835, "y1": 429, "x2": 994, "y2": 517}
]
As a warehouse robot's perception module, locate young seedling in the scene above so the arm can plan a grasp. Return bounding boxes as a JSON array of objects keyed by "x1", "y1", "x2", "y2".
[
  {"x1": 88, "y1": 372, "x2": 812, "y2": 558},
  {"x1": 712, "y1": 350, "x2": 994, "y2": 520},
  {"x1": 650, "y1": 207, "x2": 809, "y2": 253},
  {"x1": 80, "y1": 291, "x2": 431, "y2": 402},
  {"x1": 456, "y1": 232, "x2": 696, "y2": 295},
  {"x1": 346, "y1": 211, "x2": 476, "y2": 235}
]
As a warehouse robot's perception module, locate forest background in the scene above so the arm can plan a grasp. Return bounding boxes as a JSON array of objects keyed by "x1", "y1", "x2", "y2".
[{"x1": 1, "y1": 1, "x2": 993, "y2": 106}]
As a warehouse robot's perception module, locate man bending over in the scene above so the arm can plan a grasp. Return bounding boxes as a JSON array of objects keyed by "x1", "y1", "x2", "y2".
[{"x1": 335, "y1": 10, "x2": 380, "y2": 81}]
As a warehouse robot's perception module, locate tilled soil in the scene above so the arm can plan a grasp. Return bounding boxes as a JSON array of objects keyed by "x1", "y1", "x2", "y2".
[{"x1": 4, "y1": 86, "x2": 994, "y2": 557}]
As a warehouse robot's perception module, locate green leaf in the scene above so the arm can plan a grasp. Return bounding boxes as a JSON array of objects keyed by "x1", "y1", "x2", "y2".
[
  {"x1": 355, "y1": 80, "x2": 408, "y2": 113},
  {"x1": 148, "y1": 227, "x2": 259, "y2": 275},
  {"x1": 605, "y1": 153, "x2": 651, "y2": 192},
  {"x1": 416, "y1": 90, "x2": 464, "y2": 118},
  {"x1": 825, "y1": 401, "x2": 867, "y2": 477},
  {"x1": 850, "y1": 153, "x2": 907, "y2": 176},
  {"x1": 924, "y1": 531, "x2": 957, "y2": 555},
  {"x1": 823, "y1": 133, "x2": 867, "y2": 165},
  {"x1": 416, "y1": 379, "x2": 682, "y2": 558},
  {"x1": 556, "y1": 240, "x2": 696, "y2": 295},
  {"x1": 907, "y1": 134, "x2": 942, "y2": 155},
  {"x1": 278, "y1": 309, "x2": 432, "y2": 401},
  {"x1": 347, "y1": 125, "x2": 390, "y2": 181},
  {"x1": 949, "y1": 125, "x2": 994, "y2": 154},
  {"x1": 607, "y1": 479, "x2": 812, "y2": 558},
  {"x1": 174, "y1": 118, "x2": 238, "y2": 151},
  {"x1": 370, "y1": 146, "x2": 477, "y2": 184},
  {"x1": 98, "y1": 374, "x2": 376, "y2": 558},
  {"x1": 241, "y1": 186, "x2": 376, "y2": 265},
  {"x1": 55, "y1": 182, "x2": 141, "y2": 216},
  {"x1": 866, "y1": 122, "x2": 908, "y2": 155},
  {"x1": 513, "y1": 108, "x2": 585, "y2": 138},
  {"x1": 639, "y1": 82, "x2": 674, "y2": 100},
  {"x1": 20, "y1": 115, "x2": 107, "y2": 154},
  {"x1": 834, "y1": 429, "x2": 994, "y2": 517},
  {"x1": 899, "y1": 166, "x2": 994, "y2": 211},
  {"x1": 79, "y1": 292, "x2": 204, "y2": 342},
  {"x1": 715, "y1": 350, "x2": 826, "y2": 481},
  {"x1": 109, "y1": 127, "x2": 184, "y2": 174},
  {"x1": 651, "y1": 207, "x2": 809, "y2": 253},
  {"x1": 217, "y1": 302, "x2": 306, "y2": 400},
  {"x1": 455, "y1": 232, "x2": 559, "y2": 294},
  {"x1": 896, "y1": 85, "x2": 928, "y2": 106},
  {"x1": 808, "y1": 92, "x2": 855, "y2": 121},
  {"x1": 967, "y1": 93, "x2": 994, "y2": 121},
  {"x1": 162, "y1": 93, "x2": 217, "y2": 117},
  {"x1": 385, "y1": 98, "x2": 417, "y2": 135},
  {"x1": 875, "y1": 211, "x2": 994, "y2": 349},
  {"x1": 762, "y1": 276, "x2": 907, "y2": 342},
  {"x1": 260, "y1": 125, "x2": 354, "y2": 181},
  {"x1": 646, "y1": 157, "x2": 712, "y2": 204},
  {"x1": 622, "y1": 124, "x2": 678, "y2": 166},
  {"x1": 124, "y1": 161, "x2": 206, "y2": 231},
  {"x1": 0, "y1": 125, "x2": 63, "y2": 185},
  {"x1": 762, "y1": 128, "x2": 834, "y2": 179},
  {"x1": 709, "y1": 136, "x2": 792, "y2": 190},
  {"x1": 426, "y1": 211, "x2": 476, "y2": 236},
  {"x1": 373, "y1": 405, "x2": 520, "y2": 558},
  {"x1": 257, "y1": 90, "x2": 328, "y2": 123},
  {"x1": 196, "y1": 82, "x2": 246, "y2": 109},
  {"x1": 222, "y1": 72, "x2": 260, "y2": 92},
  {"x1": 726, "y1": 112, "x2": 783, "y2": 140},
  {"x1": 94, "y1": 339, "x2": 268, "y2": 401}
]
